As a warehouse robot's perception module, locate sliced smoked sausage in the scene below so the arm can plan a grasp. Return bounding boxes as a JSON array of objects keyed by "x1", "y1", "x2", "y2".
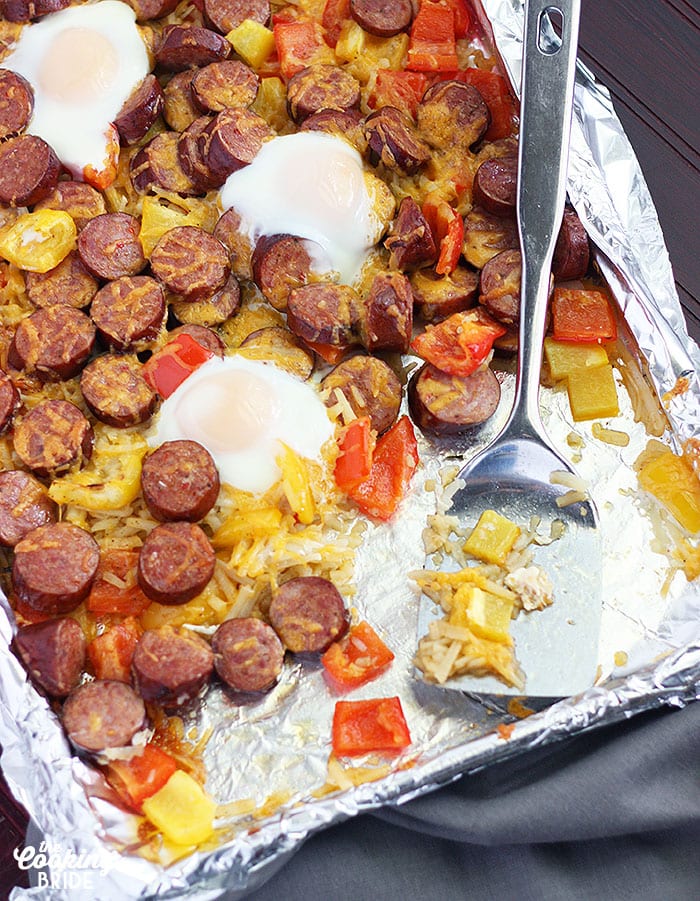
[
  {"x1": 90, "y1": 275, "x2": 166, "y2": 351},
  {"x1": 479, "y1": 248, "x2": 522, "y2": 325},
  {"x1": 124, "y1": 0, "x2": 179, "y2": 21},
  {"x1": 141, "y1": 440, "x2": 220, "y2": 522},
  {"x1": 132, "y1": 130, "x2": 199, "y2": 196},
  {"x1": 408, "y1": 362, "x2": 501, "y2": 434},
  {"x1": 286, "y1": 64, "x2": 361, "y2": 123},
  {"x1": 12, "y1": 522, "x2": 100, "y2": 614},
  {"x1": 169, "y1": 324, "x2": 225, "y2": 357},
  {"x1": 138, "y1": 521, "x2": 215, "y2": 605},
  {"x1": 14, "y1": 618, "x2": 86, "y2": 698},
  {"x1": 384, "y1": 196, "x2": 437, "y2": 271},
  {"x1": 0, "y1": 135, "x2": 61, "y2": 207},
  {"x1": 472, "y1": 155, "x2": 518, "y2": 217},
  {"x1": 24, "y1": 251, "x2": 98, "y2": 310},
  {"x1": 0, "y1": 69, "x2": 34, "y2": 139},
  {"x1": 251, "y1": 234, "x2": 312, "y2": 311},
  {"x1": 171, "y1": 273, "x2": 240, "y2": 326},
  {"x1": 132, "y1": 626, "x2": 214, "y2": 708},
  {"x1": 358, "y1": 271, "x2": 413, "y2": 353},
  {"x1": 199, "y1": 107, "x2": 273, "y2": 183},
  {"x1": 80, "y1": 354, "x2": 157, "y2": 428},
  {"x1": 192, "y1": 60, "x2": 259, "y2": 113},
  {"x1": 287, "y1": 282, "x2": 362, "y2": 346},
  {"x1": 411, "y1": 265, "x2": 479, "y2": 323},
  {"x1": 150, "y1": 226, "x2": 230, "y2": 300},
  {"x1": 212, "y1": 617, "x2": 284, "y2": 692},
  {"x1": 553, "y1": 206, "x2": 590, "y2": 280},
  {"x1": 322, "y1": 354, "x2": 401, "y2": 434},
  {"x1": 63, "y1": 680, "x2": 146, "y2": 752},
  {"x1": 33, "y1": 180, "x2": 107, "y2": 231},
  {"x1": 0, "y1": 470, "x2": 56, "y2": 547},
  {"x1": 177, "y1": 115, "x2": 219, "y2": 193},
  {"x1": 155, "y1": 24, "x2": 231, "y2": 71},
  {"x1": 204, "y1": 0, "x2": 270, "y2": 34},
  {"x1": 8, "y1": 305, "x2": 95, "y2": 381},
  {"x1": 114, "y1": 74, "x2": 165, "y2": 145},
  {"x1": 0, "y1": 369, "x2": 19, "y2": 433},
  {"x1": 462, "y1": 207, "x2": 519, "y2": 270},
  {"x1": 162, "y1": 69, "x2": 201, "y2": 133},
  {"x1": 416, "y1": 80, "x2": 490, "y2": 150},
  {"x1": 214, "y1": 207, "x2": 254, "y2": 280},
  {"x1": 350, "y1": 0, "x2": 413, "y2": 37},
  {"x1": 13, "y1": 400, "x2": 94, "y2": 477},
  {"x1": 269, "y1": 576, "x2": 348, "y2": 654},
  {"x1": 77, "y1": 212, "x2": 146, "y2": 281},
  {"x1": 364, "y1": 106, "x2": 430, "y2": 174}
]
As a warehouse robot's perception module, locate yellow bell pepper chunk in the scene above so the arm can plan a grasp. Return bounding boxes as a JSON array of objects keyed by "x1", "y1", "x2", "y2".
[
  {"x1": 637, "y1": 445, "x2": 700, "y2": 534},
  {"x1": 227, "y1": 19, "x2": 275, "y2": 70},
  {"x1": 566, "y1": 363, "x2": 619, "y2": 421},
  {"x1": 0, "y1": 210, "x2": 76, "y2": 272},
  {"x1": 466, "y1": 587, "x2": 515, "y2": 644},
  {"x1": 252, "y1": 77, "x2": 291, "y2": 132},
  {"x1": 544, "y1": 337, "x2": 609, "y2": 382},
  {"x1": 277, "y1": 443, "x2": 315, "y2": 525},
  {"x1": 464, "y1": 510, "x2": 521, "y2": 565},
  {"x1": 211, "y1": 507, "x2": 283, "y2": 547},
  {"x1": 142, "y1": 770, "x2": 216, "y2": 846},
  {"x1": 48, "y1": 450, "x2": 145, "y2": 511}
]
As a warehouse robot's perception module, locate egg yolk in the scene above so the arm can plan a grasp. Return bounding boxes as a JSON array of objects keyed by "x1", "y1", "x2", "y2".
[
  {"x1": 39, "y1": 27, "x2": 119, "y2": 104},
  {"x1": 174, "y1": 369, "x2": 280, "y2": 454}
]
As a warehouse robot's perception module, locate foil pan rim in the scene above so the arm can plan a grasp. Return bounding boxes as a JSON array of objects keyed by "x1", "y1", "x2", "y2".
[{"x1": 3, "y1": 2, "x2": 700, "y2": 898}]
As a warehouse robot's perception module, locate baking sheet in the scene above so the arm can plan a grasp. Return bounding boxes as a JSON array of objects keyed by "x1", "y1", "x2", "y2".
[{"x1": 2, "y1": 1, "x2": 700, "y2": 897}]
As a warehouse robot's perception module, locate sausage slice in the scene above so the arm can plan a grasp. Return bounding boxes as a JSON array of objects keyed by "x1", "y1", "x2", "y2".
[
  {"x1": 472, "y1": 155, "x2": 518, "y2": 217},
  {"x1": 141, "y1": 440, "x2": 220, "y2": 522},
  {"x1": 63, "y1": 680, "x2": 146, "y2": 752},
  {"x1": 212, "y1": 618, "x2": 284, "y2": 692},
  {"x1": 0, "y1": 135, "x2": 61, "y2": 207},
  {"x1": 358, "y1": 271, "x2": 413, "y2": 353},
  {"x1": 77, "y1": 213, "x2": 146, "y2": 281},
  {"x1": 384, "y1": 196, "x2": 437, "y2": 271},
  {"x1": 269, "y1": 576, "x2": 348, "y2": 654},
  {"x1": 0, "y1": 369, "x2": 19, "y2": 434},
  {"x1": 0, "y1": 470, "x2": 57, "y2": 547},
  {"x1": 12, "y1": 522, "x2": 100, "y2": 614},
  {"x1": 132, "y1": 626, "x2": 214, "y2": 708},
  {"x1": 13, "y1": 400, "x2": 94, "y2": 477},
  {"x1": 33, "y1": 180, "x2": 107, "y2": 231},
  {"x1": 138, "y1": 522, "x2": 215, "y2": 605},
  {"x1": 286, "y1": 64, "x2": 361, "y2": 123},
  {"x1": 155, "y1": 24, "x2": 231, "y2": 71},
  {"x1": 408, "y1": 363, "x2": 501, "y2": 434},
  {"x1": 364, "y1": 106, "x2": 430, "y2": 174},
  {"x1": 24, "y1": 251, "x2": 98, "y2": 310},
  {"x1": 0, "y1": 69, "x2": 34, "y2": 139},
  {"x1": 8, "y1": 305, "x2": 95, "y2": 381},
  {"x1": 411, "y1": 265, "x2": 479, "y2": 323},
  {"x1": 252, "y1": 234, "x2": 312, "y2": 311},
  {"x1": 416, "y1": 80, "x2": 490, "y2": 150},
  {"x1": 90, "y1": 275, "x2": 166, "y2": 351},
  {"x1": 350, "y1": 0, "x2": 413, "y2": 37},
  {"x1": 322, "y1": 354, "x2": 402, "y2": 434},
  {"x1": 287, "y1": 282, "x2": 362, "y2": 346},
  {"x1": 114, "y1": 74, "x2": 165, "y2": 145},
  {"x1": 14, "y1": 618, "x2": 86, "y2": 698},
  {"x1": 150, "y1": 226, "x2": 230, "y2": 300},
  {"x1": 80, "y1": 354, "x2": 157, "y2": 428}
]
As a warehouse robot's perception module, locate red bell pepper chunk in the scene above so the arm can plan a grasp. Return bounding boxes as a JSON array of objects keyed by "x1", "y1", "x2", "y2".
[
  {"x1": 368, "y1": 69, "x2": 429, "y2": 118},
  {"x1": 457, "y1": 67, "x2": 517, "y2": 140},
  {"x1": 322, "y1": 620, "x2": 395, "y2": 690},
  {"x1": 332, "y1": 696, "x2": 411, "y2": 756},
  {"x1": 406, "y1": 1, "x2": 459, "y2": 72},
  {"x1": 346, "y1": 416, "x2": 419, "y2": 521},
  {"x1": 411, "y1": 308, "x2": 506, "y2": 377},
  {"x1": 423, "y1": 196, "x2": 465, "y2": 275},
  {"x1": 87, "y1": 616, "x2": 143, "y2": 683},
  {"x1": 441, "y1": 0, "x2": 472, "y2": 38},
  {"x1": 87, "y1": 549, "x2": 151, "y2": 617},
  {"x1": 303, "y1": 338, "x2": 349, "y2": 365},
  {"x1": 274, "y1": 20, "x2": 325, "y2": 79},
  {"x1": 334, "y1": 417, "x2": 375, "y2": 492},
  {"x1": 142, "y1": 333, "x2": 214, "y2": 399},
  {"x1": 322, "y1": 0, "x2": 351, "y2": 46},
  {"x1": 105, "y1": 744, "x2": 178, "y2": 813},
  {"x1": 551, "y1": 287, "x2": 617, "y2": 343}
]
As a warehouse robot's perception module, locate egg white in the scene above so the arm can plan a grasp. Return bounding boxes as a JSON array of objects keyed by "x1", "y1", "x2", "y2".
[
  {"x1": 147, "y1": 355, "x2": 334, "y2": 495},
  {"x1": 219, "y1": 132, "x2": 387, "y2": 285},
  {"x1": 4, "y1": 0, "x2": 149, "y2": 180}
]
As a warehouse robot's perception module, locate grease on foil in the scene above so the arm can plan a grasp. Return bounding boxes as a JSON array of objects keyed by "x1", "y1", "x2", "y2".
[{"x1": 2, "y1": 1, "x2": 700, "y2": 897}]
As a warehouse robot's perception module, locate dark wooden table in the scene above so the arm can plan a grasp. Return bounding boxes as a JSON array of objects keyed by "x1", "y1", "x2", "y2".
[{"x1": 1, "y1": 0, "x2": 699, "y2": 895}]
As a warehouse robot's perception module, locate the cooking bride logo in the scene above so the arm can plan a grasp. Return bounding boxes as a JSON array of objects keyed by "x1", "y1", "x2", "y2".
[{"x1": 14, "y1": 840, "x2": 110, "y2": 890}]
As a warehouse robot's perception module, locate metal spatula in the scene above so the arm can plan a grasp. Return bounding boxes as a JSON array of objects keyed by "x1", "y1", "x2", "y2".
[{"x1": 417, "y1": 0, "x2": 601, "y2": 698}]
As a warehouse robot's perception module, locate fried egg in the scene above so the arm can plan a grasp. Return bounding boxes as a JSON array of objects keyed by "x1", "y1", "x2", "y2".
[
  {"x1": 219, "y1": 132, "x2": 392, "y2": 284},
  {"x1": 3, "y1": 0, "x2": 149, "y2": 184},
  {"x1": 148, "y1": 355, "x2": 334, "y2": 495}
]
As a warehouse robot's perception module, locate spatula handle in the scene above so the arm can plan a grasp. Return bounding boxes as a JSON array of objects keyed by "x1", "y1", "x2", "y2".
[{"x1": 511, "y1": 0, "x2": 581, "y2": 437}]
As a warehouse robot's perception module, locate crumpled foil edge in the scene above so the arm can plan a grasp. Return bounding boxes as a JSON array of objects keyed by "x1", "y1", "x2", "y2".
[{"x1": 3, "y1": 2, "x2": 700, "y2": 898}]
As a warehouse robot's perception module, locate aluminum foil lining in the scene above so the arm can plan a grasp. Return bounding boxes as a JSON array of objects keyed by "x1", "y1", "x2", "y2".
[{"x1": 3, "y1": 2, "x2": 700, "y2": 897}]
